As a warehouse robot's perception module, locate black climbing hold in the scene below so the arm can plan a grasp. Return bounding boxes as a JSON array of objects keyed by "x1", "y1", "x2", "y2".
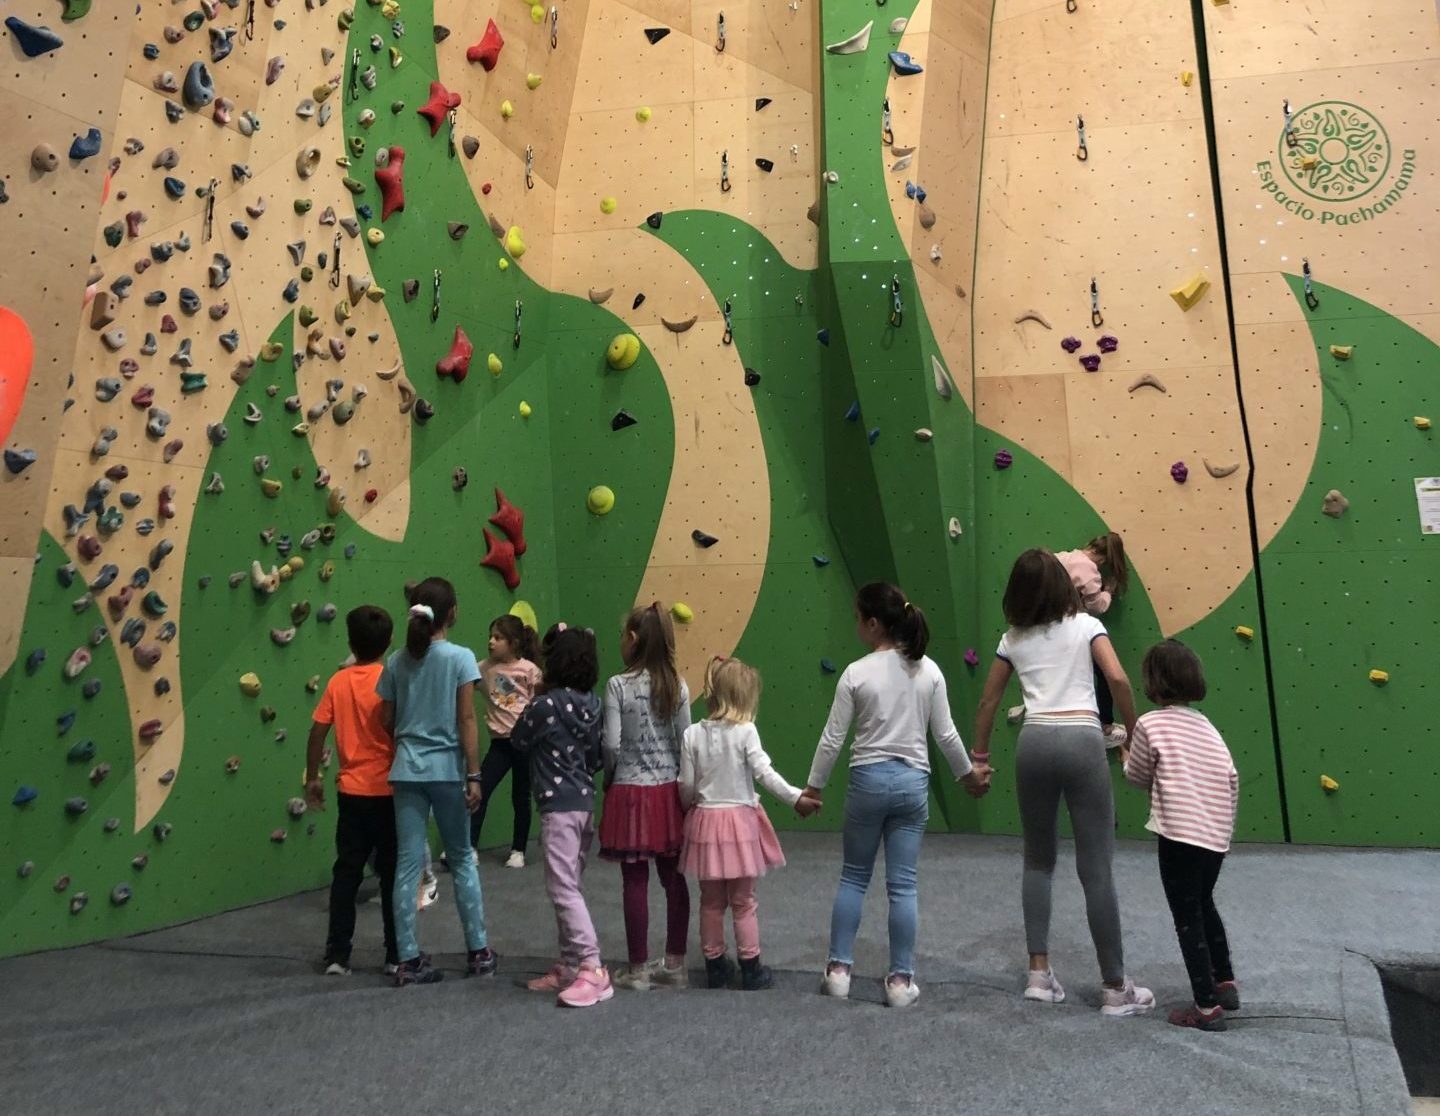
[
  {"x1": 164, "y1": 176, "x2": 186, "y2": 199},
  {"x1": 64, "y1": 796, "x2": 89, "y2": 817},
  {"x1": 743, "y1": 368, "x2": 760, "y2": 387},
  {"x1": 867, "y1": 427, "x2": 881, "y2": 445},
  {"x1": 646, "y1": 211, "x2": 663, "y2": 230},
  {"x1": 611, "y1": 410, "x2": 637, "y2": 431},
  {"x1": 820, "y1": 658, "x2": 837, "y2": 674},
  {"x1": 433, "y1": 25, "x2": 451, "y2": 43},
  {"x1": 66, "y1": 739, "x2": 96, "y2": 763},
  {"x1": 817, "y1": 329, "x2": 830, "y2": 346},
  {"x1": 691, "y1": 529, "x2": 719, "y2": 548},
  {"x1": 644, "y1": 27, "x2": 671, "y2": 44},
  {"x1": 844, "y1": 400, "x2": 860, "y2": 422},
  {"x1": 57, "y1": 710, "x2": 77, "y2": 735},
  {"x1": 755, "y1": 97, "x2": 772, "y2": 111},
  {"x1": 633, "y1": 293, "x2": 646, "y2": 309},
  {"x1": 4, "y1": 448, "x2": 37, "y2": 473},
  {"x1": 756, "y1": 158, "x2": 775, "y2": 173},
  {"x1": 24, "y1": 648, "x2": 46, "y2": 674},
  {"x1": 813, "y1": 554, "x2": 831, "y2": 567}
]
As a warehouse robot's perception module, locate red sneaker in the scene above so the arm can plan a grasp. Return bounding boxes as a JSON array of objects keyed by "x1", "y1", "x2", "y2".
[{"x1": 1169, "y1": 1003, "x2": 1227, "y2": 1031}]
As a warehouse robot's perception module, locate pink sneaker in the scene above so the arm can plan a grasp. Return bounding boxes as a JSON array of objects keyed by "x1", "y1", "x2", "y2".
[
  {"x1": 527, "y1": 963, "x2": 576, "y2": 993},
  {"x1": 557, "y1": 965, "x2": 613, "y2": 1008}
]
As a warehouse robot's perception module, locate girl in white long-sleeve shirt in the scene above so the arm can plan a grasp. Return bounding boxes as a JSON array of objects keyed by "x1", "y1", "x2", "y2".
[
  {"x1": 679, "y1": 656, "x2": 818, "y2": 991},
  {"x1": 803, "y1": 583, "x2": 990, "y2": 1008}
]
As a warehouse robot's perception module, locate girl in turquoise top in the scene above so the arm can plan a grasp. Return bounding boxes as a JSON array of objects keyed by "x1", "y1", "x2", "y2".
[{"x1": 378, "y1": 577, "x2": 495, "y2": 985}]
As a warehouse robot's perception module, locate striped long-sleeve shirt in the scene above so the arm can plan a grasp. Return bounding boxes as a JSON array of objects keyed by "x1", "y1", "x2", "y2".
[{"x1": 1124, "y1": 706, "x2": 1238, "y2": 853}]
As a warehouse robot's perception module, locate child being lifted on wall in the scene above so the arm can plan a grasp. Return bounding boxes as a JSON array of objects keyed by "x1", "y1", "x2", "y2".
[{"x1": 1055, "y1": 532, "x2": 1131, "y2": 747}]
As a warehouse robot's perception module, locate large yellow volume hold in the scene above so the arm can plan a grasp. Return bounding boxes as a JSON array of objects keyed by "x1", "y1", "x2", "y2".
[
  {"x1": 587, "y1": 485, "x2": 615, "y2": 516},
  {"x1": 1169, "y1": 273, "x2": 1210, "y2": 311}
]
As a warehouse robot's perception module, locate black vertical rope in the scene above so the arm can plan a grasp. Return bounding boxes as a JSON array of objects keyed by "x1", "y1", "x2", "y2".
[{"x1": 1189, "y1": 0, "x2": 1292, "y2": 842}]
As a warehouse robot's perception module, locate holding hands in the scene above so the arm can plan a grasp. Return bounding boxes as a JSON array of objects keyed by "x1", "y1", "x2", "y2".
[
  {"x1": 795, "y1": 786, "x2": 824, "y2": 819},
  {"x1": 961, "y1": 757, "x2": 992, "y2": 799}
]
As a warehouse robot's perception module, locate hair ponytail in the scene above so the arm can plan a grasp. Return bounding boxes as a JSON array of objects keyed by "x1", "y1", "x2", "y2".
[
  {"x1": 405, "y1": 577, "x2": 457, "y2": 659},
  {"x1": 1089, "y1": 531, "x2": 1129, "y2": 596},
  {"x1": 623, "y1": 602, "x2": 681, "y2": 716},
  {"x1": 855, "y1": 582, "x2": 930, "y2": 661}
]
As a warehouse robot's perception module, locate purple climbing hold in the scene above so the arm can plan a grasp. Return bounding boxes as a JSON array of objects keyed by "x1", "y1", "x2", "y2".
[
  {"x1": 1097, "y1": 334, "x2": 1119, "y2": 354},
  {"x1": 5, "y1": 16, "x2": 64, "y2": 57},
  {"x1": 964, "y1": 648, "x2": 980, "y2": 667},
  {"x1": 994, "y1": 448, "x2": 1014, "y2": 470},
  {"x1": 12, "y1": 785, "x2": 39, "y2": 807},
  {"x1": 1171, "y1": 461, "x2": 1189, "y2": 484},
  {"x1": 1079, "y1": 354, "x2": 1101, "y2": 373},
  {"x1": 69, "y1": 127, "x2": 102, "y2": 160},
  {"x1": 1060, "y1": 336, "x2": 1082, "y2": 353}
]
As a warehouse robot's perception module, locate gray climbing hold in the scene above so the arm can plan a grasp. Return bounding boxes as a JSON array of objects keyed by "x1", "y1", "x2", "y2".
[
  {"x1": 182, "y1": 62, "x2": 214, "y2": 110},
  {"x1": 209, "y1": 253, "x2": 231, "y2": 288},
  {"x1": 163, "y1": 177, "x2": 186, "y2": 199},
  {"x1": 4, "y1": 448, "x2": 36, "y2": 473},
  {"x1": 18, "y1": 860, "x2": 34, "y2": 877},
  {"x1": 64, "y1": 796, "x2": 89, "y2": 817},
  {"x1": 219, "y1": 329, "x2": 240, "y2": 353},
  {"x1": 165, "y1": 100, "x2": 183, "y2": 123},
  {"x1": 24, "y1": 648, "x2": 46, "y2": 674},
  {"x1": 209, "y1": 25, "x2": 236, "y2": 62},
  {"x1": 110, "y1": 884, "x2": 133, "y2": 906},
  {"x1": 69, "y1": 893, "x2": 88, "y2": 914},
  {"x1": 31, "y1": 144, "x2": 59, "y2": 173},
  {"x1": 230, "y1": 220, "x2": 249, "y2": 240},
  {"x1": 178, "y1": 288, "x2": 200, "y2": 314},
  {"x1": 89, "y1": 762, "x2": 110, "y2": 784},
  {"x1": 82, "y1": 678, "x2": 102, "y2": 699},
  {"x1": 66, "y1": 738, "x2": 96, "y2": 763}
]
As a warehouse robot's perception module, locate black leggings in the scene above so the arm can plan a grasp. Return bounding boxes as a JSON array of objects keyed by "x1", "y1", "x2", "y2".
[
  {"x1": 1157, "y1": 835, "x2": 1234, "y2": 1008},
  {"x1": 468, "y1": 737, "x2": 532, "y2": 852},
  {"x1": 327, "y1": 792, "x2": 397, "y2": 966},
  {"x1": 1094, "y1": 663, "x2": 1115, "y2": 725}
]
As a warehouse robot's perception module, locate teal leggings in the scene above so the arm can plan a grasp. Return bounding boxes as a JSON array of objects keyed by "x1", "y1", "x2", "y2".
[{"x1": 393, "y1": 782, "x2": 488, "y2": 961}]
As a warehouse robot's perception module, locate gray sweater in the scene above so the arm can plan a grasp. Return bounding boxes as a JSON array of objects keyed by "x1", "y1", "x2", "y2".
[
  {"x1": 511, "y1": 688, "x2": 602, "y2": 814},
  {"x1": 602, "y1": 671, "x2": 692, "y2": 786}
]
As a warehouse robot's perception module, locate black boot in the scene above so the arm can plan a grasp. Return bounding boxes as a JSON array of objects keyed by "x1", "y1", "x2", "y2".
[
  {"x1": 739, "y1": 955, "x2": 772, "y2": 991},
  {"x1": 705, "y1": 955, "x2": 736, "y2": 989}
]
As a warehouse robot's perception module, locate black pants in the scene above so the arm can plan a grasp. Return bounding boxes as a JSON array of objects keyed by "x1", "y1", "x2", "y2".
[
  {"x1": 1157, "y1": 835, "x2": 1233, "y2": 1008},
  {"x1": 1094, "y1": 663, "x2": 1115, "y2": 725},
  {"x1": 468, "y1": 737, "x2": 532, "y2": 852},
  {"x1": 327, "y1": 792, "x2": 398, "y2": 966}
]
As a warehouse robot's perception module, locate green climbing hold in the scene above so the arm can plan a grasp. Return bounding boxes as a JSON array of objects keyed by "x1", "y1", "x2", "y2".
[
  {"x1": 103, "y1": 222, "x2": 123, "y2": 248},
  {"x1": 349, "y1": 136, "x2": 366, "y2": 157},
  {"x1": 294, "y1": 198, "x2": 313, "y2": 214},
  {"x1": 391, "y1": 100, "x2": 406, "y2": 114},
  {"x1": 182, "y1": 10, "x2": 204, "y2": 32},
  {"x1": 179, "y1": 371, "x2": 207, "y2": 393},
  {"x1": 61, "y1": 0, "x2": 92, "y2": 21},
  {"x1": 342, "y1": 177, "x2": 365, "y2": 195}
]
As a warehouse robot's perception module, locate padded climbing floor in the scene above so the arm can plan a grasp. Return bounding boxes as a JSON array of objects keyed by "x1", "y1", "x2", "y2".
[{"x1": 2, "y1": 832, "x2": 1436, "y2": 1114}]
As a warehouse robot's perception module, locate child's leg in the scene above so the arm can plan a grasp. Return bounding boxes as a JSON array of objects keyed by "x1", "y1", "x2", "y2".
[
  {"x1": 881, "y1": 766, "x2": 930, "y2": 977},
  {"x1": 698, "y1": 880, "x2": 729, "y2": 960},
  {"x1": 325, "y1": 793, "x2": 370, "y2": 965},
  {"x1": 542, "y1": 811, "x2": 600, "y2": 971},
  {"x1": 1157, "y1": 836, "x2": 1219, "y2": 1008},
  {"x1": 468, "y1": 742, "x2": 512, "y2": 849},
  {"x1": 1015, "y1": 729, "x2": 1066, "y2": 966},
  {"x1": 829, "y1": 764, "x2": 888, "y2": 967},
  {"x1": 1093, "y1": 663, "x2": 1116, "y2": 726},
  {"x1": 620, "y1": 860, "x2": 650, "y2": 965},
  {"x1": 430, "y1": 782, "x2": 489, "y2": 952},
  {"x1": 506, "y1": 740, "x2": 533, "y2": 853},
  {"x1": 391, "y1": 785, "x2": 430, "y2": 962},
  {"x1": 373, "y1": 796, "x2": 399, "y2": 966},
  {"x1": 1062, "y1": 742, "x2": 1124, "y2": 984},
  {"x1": 727, "y1": 877, "x2": 761, "y2": 961},
  {"x1": 1200, "y1": 851, "x2": 1234, "y2": 985},
  {"x1": 655, "y1": 853, "x2": 690, "y2": 961}
]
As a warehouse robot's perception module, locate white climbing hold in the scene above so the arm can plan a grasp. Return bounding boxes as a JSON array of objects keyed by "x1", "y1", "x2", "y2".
[
  {"x1": 932, "y1": 355, "x2": 954, "y2": 400},
  {"x1": 947, "y1": 517, "x2": 962, "y2": 539},
  {"x1": 826, "y1": 20, "x2": 873, "y2": 54}
]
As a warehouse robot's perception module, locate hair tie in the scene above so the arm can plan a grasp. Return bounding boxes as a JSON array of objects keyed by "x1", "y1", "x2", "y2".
[
  {"x1": 409, "y1": 604, "x2": 435, "y2": 621},
  {"x1": 903, "y1": 600, "x2": 912, "y2": 611}
]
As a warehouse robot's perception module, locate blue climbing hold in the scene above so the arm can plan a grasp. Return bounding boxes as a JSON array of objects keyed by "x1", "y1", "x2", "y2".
[
  {"x1": 357, "y1": 203, "x2": 374, "y2": 220},
  {"x1": 24, "y1": 648, "x2": 46, "y2": 674},
  {"x1": 344, "y1": 543, "x2": 357, "y2": 559},
  {"x1": 182, "y1": 61, "x2": 214, "y2": 110},
  {"x1": 89, "y1": 563, "x2": 119, "y2": 592},
  {"x1": 4, "y1": 448, "x2": 37, "y2": 473},
  {"x1": 843, "y1": 401, "x2": 860, "y2": 423},
  {"x1": 5, "y1": 16, "x2": 64, "y2": 57},
  {"x1": 57, "y1": 710, "x2": 77, "y2": 735},
  {"x1": 888, "y1": 51, "x2": 924, "y2": 76},
  {"x1": 82, "y1": 679, "x2": 102, "y2": 699},
  {"x1": 143, "y1": 43, "x2": 160, "y2": 60},
  {"x1": 69, "y1": 127, "x2": 102, "y2": 160},
  {"x1": 12, "y1": 786, "x2": 39, "y2": 807},
  {"x1": 915, "y1": 185, "x2": 927, "y2": 204},
  {"x1": 820, "y1": 658, "x2": 837, "y2": 674},
  {"x1": 812, "y1": 555, "x2": 830, "y2": 567},
  {"x1": 817, "y1": 329, "x2": 830, "y2": 346},
  {"x1": 164, "y1": 176, "x2": 186, "y2": 199},
  {"x1": 867, "y1": 427, "x2": 881, "y2": 445}
]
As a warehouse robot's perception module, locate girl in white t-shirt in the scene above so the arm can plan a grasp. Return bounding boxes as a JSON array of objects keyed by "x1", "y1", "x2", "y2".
[
  {"x1": 679, "y1": 656, "x2": 818, "y2": 992},
  {"x1": 973, "y1": 549, "x2": 1153, "y2": 1017}
]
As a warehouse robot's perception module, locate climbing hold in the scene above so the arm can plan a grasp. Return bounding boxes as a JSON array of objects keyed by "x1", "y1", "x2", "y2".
[
  {"x1": 867, "y1": 428, "x2": 881, "y2": 445},
  {"x1": 5, "y1": 16, "x2": 64, "y2": 56},
  {"x1": 239, "y1": 672, "x2": 262, "y2": 697},
  {"x1": 12, "y1": 786, "x2": 39, "y2": 807},
  {"x1": 64, "y1": 647, "x2": 91, "y2": 679},
  {"x1": 417, "y1": 81, "x2": 461, "y2": 136},
  {"x1": 1181, "y1": 71, "x2": 1194, "y2": 86},
  {"x1": 587, "y1": 485, "x2": 615, "y2": 516},
  {"x1": 1234, "y1": 626, "x2": 1255, "y2": 641},
  {"x1": 826, "y1": 20, "x2": 873, "y2": 54},
  {"x1": 271, "y1": 627, "x2": 296, "y2": 647},
  {"x1": 448, "y1": 222, "x2": 469, "y2": 241},
  {"x1": 1329, "y1": 345, "x2": 1354, "y2": 361},
  {"x1": 661, "y1": 315, "x2": 697, "y2": 333},
  {"x1": 1097, "y1": 335, "x2": 1119, "y2": 354},
  {"x1": 1079, "y1": 354, "x2": 1101, "y2": 373},
  {"x1": 994, "y1": 449, "x2": 1014, "y2": 470},
  {"x1": 1128, "y1": 374, "x2": 1167, "y2": 394},
  {"x1": 467, "y1": 19, "x2": 504, "y2": 70},
  {"x1": 820, "y1": 659, "x2": 838, "y2": 674},
  {"x1": 481, "y1": 529, "x2": 520, "y2": 590},
  {"x1": 817, "y1": 329, "x2": 830, "y2": 346},
  {"x1": 182, "y1": 62, "x2": 215, "y2": 110},
  {"x1": 1322, "y1": 490, "x2": 1349, "y2": 518},
  {"x1": 1170, "y1": 461, "x2": 1189, "y2": 484},
  {"x1": 3, "y1": 448, "x2": 36, "y2": 473},
  {"x1": 611, "y1": 410, "x2": 637, "y2": 431},
  {"x1": 376, "y1": 146, "x2": 406, "y2": 220},
  {"x1": 1169, "y1": 274, "x2": 1211, "y2": 311},
  {"x1": 271, "y1": 828, "x2": 288, "y2": 843},
  {"x1": 844, "y1": 401, "x2": 861, "y2": 423},
  {"x1": 888, "y1": 51, "x2": 924, "y2": 76},
  {"x1": 1415, "y1": 416, "x2": 1432, "y2": 430},
  {"x1": 600, "y1": 196, "x2": 618, "y2": 215},
  {"x1": 1320, "y1": 775, "x2": 1339, "y2": 794},
  {"x1": 812, "y1": 555, "x2": 831, "y2": 568},
  {"x1": 644, "y1": 27, "x2": 670, "y2": 44},
  {"x1": 110, "y1": 884, "x2": 133, "y2": 907},
  {"x1": 69, "y1": 893, "x2": 88, "y2": 915},
  {"x1": 964, "y1": 649, "x2": 980, "y2": 668},
  {"x1": 500, "y1": 99, "x2": 514, "y2": 119},
  {"x1": 744, "y1": 368, "x2": 761, "y2": 387},
  {"x1": 64, "y1": 796, "x2": 89, "y2": 817},
  {"x1": 691, "y1": 530, "x2": 719, "y2": 549},
  {"x1": 606, "y1": 333, "x2": 641, "y2": 370},
  {"x1": 437, "y1": 326, "x2": 473, "y2": 382},
  {"x1": 505, "y1": 226, "x2": 527, "y2": 258},
  {"x1": 914, "y1": 428, "x2": 934, "y2": 442},
  {"x1": 670, "y1": 603, "x2": 694, "y2": 625},
  {"x1": 755, "y1": 158, "x2": 774, "y2": 174},
  {"x1": 1060, "y1": 336, "x2": 1082, "y2": 354},
  {"x1": 1368, "y1": 669, "x2": 1389, "y2": 685},
  {"x1": 1013, "y1": 310, "x2": 1052, "y2": 329},
  {"x1": 490, "y1": 490, "x2": 527, "y2": 555},
  {"x1": 1203, "y1": 459, "x2": 1240, "y2": 479}
]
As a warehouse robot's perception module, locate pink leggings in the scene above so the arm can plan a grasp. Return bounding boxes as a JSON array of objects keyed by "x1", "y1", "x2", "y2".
[
  {"x1": 699, "y1": 877, "x2": 759, "y2": 960},
  {"x1": 621, "y1": 857, "x2": 690, "y2": 964}
]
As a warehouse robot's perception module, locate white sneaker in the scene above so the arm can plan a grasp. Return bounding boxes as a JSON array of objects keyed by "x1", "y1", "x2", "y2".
[
  {"x1": 323, "y1": 961, "x2": 351, "y2": 976},
  {"x1": 650, "y1": 961, "x2": 689, "y2": 989},
  {"x1": 383, "y1": 963, "x2": 400, "y2": 977},
  {"x1": 504, "y1": 850, "x2": 525, "y2": 869},
  {"x1": 417, "y1": 875, "x2": 439, "y2": 911},
  {"x1": 1101, "y1": 978, "x2": 1156, "y2": 1016},
  {"x1": 611, "y1": 962, "x2": 655, "y2": 991},
  {"x1": 821, "y1": 964, "x2": 851, "y2": 999},
  {"x1": 1023, "y1": 968, "x2": 1066, "y2": 1003},
  {"x1": 884, "y1": 975, "x2": 920, "y2": 1008},
  {"x1": 1102, "y1": 724, "x2": 1129, "y2": 748},
  {"x1": 1006, "y1": 705, "x2": 1026, "y2": 725}
]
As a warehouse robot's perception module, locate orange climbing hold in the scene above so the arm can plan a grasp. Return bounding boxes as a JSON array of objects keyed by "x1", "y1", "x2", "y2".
[
  {"x1": 417, "y1": 80, "x2": 462, "y2": 137},
  {"x1": 375, "y1": 146, "x2": 406, "y2": 221},
  {"x1": 466, "y1": 19, "x2": 504, "y2": 71},
  {"x1": 0, "y1": 306, "x2": 35, "y2": 446},
  {"x1": 437, "y1": 326, "x2": 473, "y2": 381}
]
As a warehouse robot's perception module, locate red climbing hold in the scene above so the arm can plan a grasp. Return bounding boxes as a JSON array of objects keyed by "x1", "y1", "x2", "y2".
[
  {"x1": 466, "y1": 19, "x2": 504, "y2": 71},
  {"x1": 0, "y1": 306, "x2": 35, "y2": 447},
  {"x1": 375, "y1": 146, "x2": 406, "y2": 221},
  {"x1": 489, "y1": 488, "x2": 527, "y2": 556},
  {"x1": 480, "y1": 528, "x2": 520, "y2": 590},
  {"x1": 417, "y1": 80, "x2": 462, "y2": 137},
  {"x1": 436, "y1": 325, "x2": 473, "y2": 382},
  {"x1": 138, "y1": 719, "x2": 163, "y2": 742}
]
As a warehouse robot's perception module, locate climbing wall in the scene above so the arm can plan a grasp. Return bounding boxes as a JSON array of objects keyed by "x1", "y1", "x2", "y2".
[{"x1": 1205, "y1": 0, "x2": 1440, "y2": 845}]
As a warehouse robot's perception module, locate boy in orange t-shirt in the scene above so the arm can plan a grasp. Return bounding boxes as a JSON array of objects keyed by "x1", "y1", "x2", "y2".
[{"x1": 306, "y1": 605, "x2": 397, "y2": 975}]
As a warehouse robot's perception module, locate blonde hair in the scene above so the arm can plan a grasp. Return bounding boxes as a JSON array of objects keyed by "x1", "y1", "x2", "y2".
[{"x1": 703, "y1": 656, "x2": 761, "y2": 724}]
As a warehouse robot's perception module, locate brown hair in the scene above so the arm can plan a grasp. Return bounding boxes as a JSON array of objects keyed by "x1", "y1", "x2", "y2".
[
  {"x1": 623, "y1": 603, "x2": 682, "y2": 717},
  {"x1": 1088, "y1": 531, "x2": 1129, "y2": 596},
  {"x1": 1141, "y1": 639, "x2": 1207, "y2": 704},
  {"x1": 855, "y1": 582, "x2": 929, "y2": 661},
  {"x1": 704, "y1": 656, "x2": 762, "y2": 723},
  {"x1": 1002, "y1": 549, "x2": 1081, "y2": 629},
  {"x1": 490, "y1": 614, "x2": 540, "y2": 663},
  {"x1": 405, "y1": 577, "x2": 456, "y2": 659}
]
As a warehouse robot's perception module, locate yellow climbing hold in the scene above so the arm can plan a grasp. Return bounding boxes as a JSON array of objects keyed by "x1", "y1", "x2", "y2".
[
  {"x1": 1169, "y1": 273, "x2": 1211, "y2": 311},
  {"x1": 600, "y1": 197, "x2": 617, "y2": 215},
  {"x1": 260, "y1": 341, "x2": 284, "y2": 362},
  {"x1": 526, "y1": 73, "x2": 543, "y2": 90},
  {"x1": 367, "y1": 228, "x2": 384, "y2": 246},
  {"x1": 509, "y1": 600, "x2": 538, "y2": 631},
  {"x1": 501, "y1": 99, "x2": 515, "y2": 119},
  {"x1": 1415, "y1": 416, "x2": 1432, "y2": 430},
  {"x1": 1368, "y1": 669, "x2": 1389, "y2": 685},
  {"x1": 606, "y1": 333, "x2": 641, "y2": 371},
  {"x1": 670, "y1": 602, "x2": 694, "y2": 624},
  {"x1": 285, "y1": 556, "x2": 305, "y2": 573},
  {"x1": 260, "y1": 477, "x2": 283, "y2": 499},
  {"x1": 505, "y1": 226, "x2": 527, "y2": 258},
  {"x1": 239, "y1": 672, "x2": 262, "y2": 697},
  {"x1": 1330, "y1": 344, "x2": 1354, "y2": 361},
  {"x1": 1233, "y1": 625, "x2": 1254, "y2": 641},
  {"x1": 1301, "y1": 152, "x2": 1319, "y2": 170},
  {"x1": 487, "y1": 353, "x2": 503, "y2": 376},
  {"x1": 498, "y1": 258, "x2": 510, "y2": 271},
  {"x1": 518, "y1": 400, "x2": 532, "y2": 418},
  {"x1": 381, "y1": 0, "x2": 401, "y2": 18},
  {"x1": 635, "y1": 106, "x2": 652, "y2": 123},
  {"x1": 531, "y1": 3, "x2": 545, "y2": 22},
  {"x1": 1180, "y1": 71, "x2": 1194, "y2": 86},
  {"x1": 587, "y1": 485, "x2": 615, "y2": 516},
  {"x1": 1320, "y1": 774, "x2": 1339, "y2": 793}
]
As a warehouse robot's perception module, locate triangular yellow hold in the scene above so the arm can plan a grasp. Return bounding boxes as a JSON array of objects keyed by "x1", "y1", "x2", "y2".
[{"x1": 1169, "y1": 273, "x2": 1210, "y2": 311}]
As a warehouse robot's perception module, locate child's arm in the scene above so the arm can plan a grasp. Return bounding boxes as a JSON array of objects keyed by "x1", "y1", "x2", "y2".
[
  {"x1": 745, "y1": 725, "x2": 804, "y2": 808},
  {"x1": 601, "y1": 676, "x2": 622, "y2": 782},
  {"x1": 304, "y1": 722, "x2": 330, "y2": 809},
  {"x1": 678, "y1": 728, "x2": 698, "y2": 810},
  {"x1": 806, "y1": 670, "x2": 855, "y2": 793},
  {"x1": 927, "y1": 670, "x2": 975, "y2": 781},
  {"x1": 457, "y1": 682, "x2": 482, "y2": 811},
  {"x1": 972, "y1": 656, "x2": 1013, "y2": 761},
  {"x1": 670, "y1": 679, "x2": 692, "y2": 760},
  {"x1": 510, "y1": 697, "x2": 542, "y2": 755},
  {"x1": 1122, "y1": 721, "x2": 1155, "y2": 789}
]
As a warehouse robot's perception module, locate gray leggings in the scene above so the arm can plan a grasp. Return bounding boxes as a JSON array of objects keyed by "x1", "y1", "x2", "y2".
[{"x1": 1015, "y1": 721, "x2": 1124, "y2": 983}]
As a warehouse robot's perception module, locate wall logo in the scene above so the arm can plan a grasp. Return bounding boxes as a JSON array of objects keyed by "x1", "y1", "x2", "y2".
[{"x1": 1256, "y1": 100, "x2": 1416, "y2": 225}]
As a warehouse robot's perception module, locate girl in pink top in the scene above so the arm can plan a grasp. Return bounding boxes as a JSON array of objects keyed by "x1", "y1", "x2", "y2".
[
  {"x1": 469, "y1": 615, "x2": 543, "y2": 866},
  {"x1": 1055, "y1": 532, "x2": 1130, "y2": 745},
  {"x1": 1124, "y1": 639, "x2": 1241, "y2": 1032}
]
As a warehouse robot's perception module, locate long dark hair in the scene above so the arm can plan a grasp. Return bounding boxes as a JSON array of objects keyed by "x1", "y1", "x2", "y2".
[
  {"x1": 1003, "y1": 549, "x2": 1080, "y2": 629},
  {"x1": 490, "y1": 614, "x2": 540, "y2": 663},
  {"x1": 1088, "y1": 531, "x2": 1129, "y2": 596},
  {"x1": 406, "y1": 577, "x2": 457, "y2": 660},
  {"x1": 855, "y1": 582, "x2": 929, "y2": 661},
  {"x1": 623, "y1": 603, "x2": 681, "y2": 716}
]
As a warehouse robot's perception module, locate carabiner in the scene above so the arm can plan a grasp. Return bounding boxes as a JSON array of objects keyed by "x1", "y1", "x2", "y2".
[
  {"x1": 720, "y1": 150, "x2": 731, "y2": 193},
  {"x1": 1089, "y1": 277, "x2": 1103, "y2": 328},
  {"x1": 347, "y1": 47, "x2": 361, "y2": 103},
  {"x1": 1302, "y1": 258, "x2": 1319, "y2": 310},
  {"x1": 513, "y1": 300, "x2": 523, "y2": 349},
  {"x1": 716, "y1": 12, "x2": 726, "y2": 53},
  {"x1": 722, "y1": 299, "x2": 734, "y2": 345},
  {"x1": 431, "y1": 268, "x2": 442, "y2": 323},
  {"x1": 447, "y1": 108, "x2": 458, "y2": 159},
  {"x1": 244, "y1": 0, "x2": 256, "y2": 40},
  {"x1": 329, "y1": 233, "x2": 342, "y2": 289},
  {"x1": 525, "y1": 145, "x2": 535, "y2": 191},
  {"x1": 889, "y1": 276, "x2": 903, "y2": 328},
  {"x1": 1283, "y1": 99, "x2": 1297, "y2": 148},
  {"x1": 1076, "y1": 115, "x2": 1088, "y2": 162},
  {"x1": 550, "y1": 6, "x2": 558, "y2": 50},
  {"x1": 1066, "y1": 0, "x2": 1077, "y2": 12},
  {"x1": 882, "y1": 97, "x2": 895, "y2": 146}
]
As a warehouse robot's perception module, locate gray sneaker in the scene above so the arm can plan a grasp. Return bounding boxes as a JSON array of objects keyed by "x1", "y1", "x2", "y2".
[
  {"x1": 611, "y1": 962, "x2": 655, "y2": 991},
  {"x1": 650, "y1": 961, "x2": 689, "y2": 989}
]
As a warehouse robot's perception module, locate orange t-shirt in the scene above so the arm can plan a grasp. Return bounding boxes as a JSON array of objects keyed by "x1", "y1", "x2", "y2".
[{"x1": 313, "y1": 663, "x2": 394, "y2": 797}]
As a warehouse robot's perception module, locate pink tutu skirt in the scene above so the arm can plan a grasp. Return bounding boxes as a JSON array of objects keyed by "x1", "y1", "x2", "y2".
[
  {"x1": 599, "y1": 782, "x2": 685, "y2": 862},
  {"x1": 679, "y1": 804, "x2": 786, "y2": 881}
]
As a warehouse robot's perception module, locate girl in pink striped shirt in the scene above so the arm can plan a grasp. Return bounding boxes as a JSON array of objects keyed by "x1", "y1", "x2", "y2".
[{"x1": 1124, "y1": 639, "x2": 1241, "y2": 1031}]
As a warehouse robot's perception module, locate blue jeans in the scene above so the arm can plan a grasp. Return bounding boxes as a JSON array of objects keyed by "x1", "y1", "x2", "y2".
[
  {"x1": 393, "y1": 781, "x2": 488, "y2": 961},
  {"x1": 827, "y1": 760, "x2": 930, "y2": 977}
]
